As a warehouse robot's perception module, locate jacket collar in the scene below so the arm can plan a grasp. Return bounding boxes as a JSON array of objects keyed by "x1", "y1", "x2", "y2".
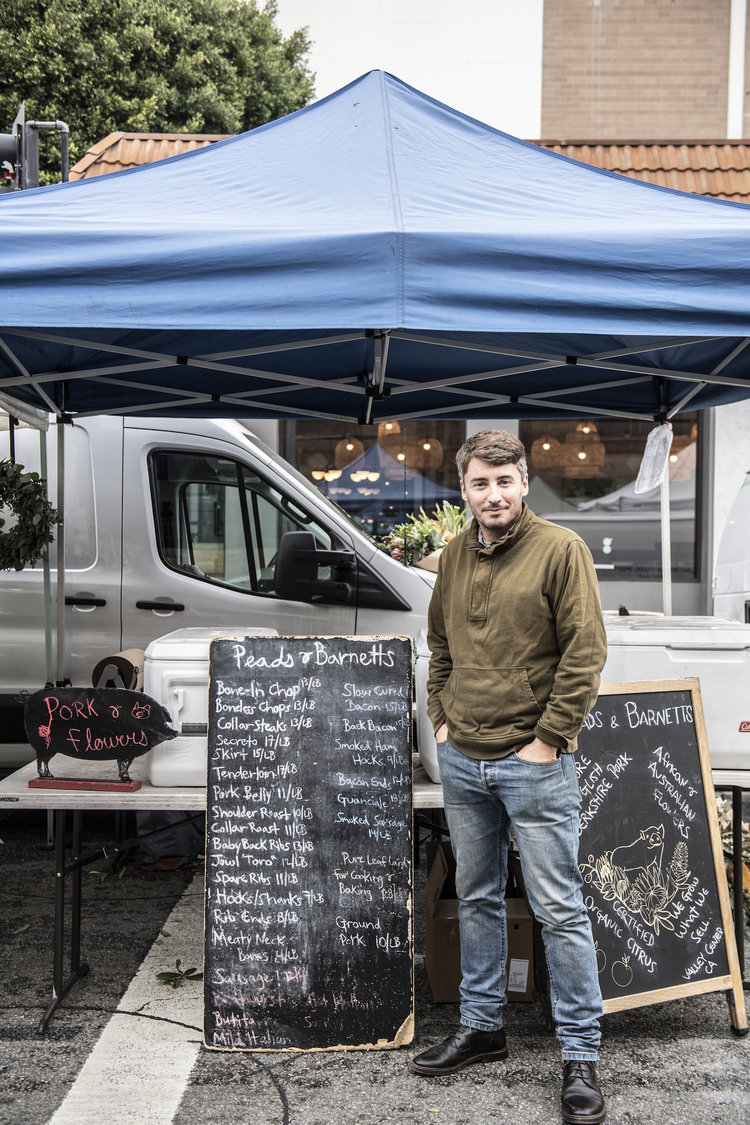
[{"x1": 466, "y1": 502, "x2": 534, "y2": 552}]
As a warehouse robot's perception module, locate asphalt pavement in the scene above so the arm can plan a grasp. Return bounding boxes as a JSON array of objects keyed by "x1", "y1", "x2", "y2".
[{"x1": 1, "y1": 807, "x2": 748, "y2": 1125}]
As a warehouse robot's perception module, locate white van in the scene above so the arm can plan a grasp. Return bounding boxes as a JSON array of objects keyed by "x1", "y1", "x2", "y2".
[
  {"x1": 713, "y1": 471, "x2": 750, "y2": 623},
  {"x1": 0, "y1": 415, "x2": 436, "y2": 768}
]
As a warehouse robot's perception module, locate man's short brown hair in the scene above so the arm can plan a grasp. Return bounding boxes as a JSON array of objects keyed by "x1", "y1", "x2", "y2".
[{"x1": 455, "y1": 430, "x2": 528, "y2": 482}]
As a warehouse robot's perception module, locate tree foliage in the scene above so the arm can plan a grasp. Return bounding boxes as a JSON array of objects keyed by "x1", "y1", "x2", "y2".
[{"x1": 0, "y1": 0, "x2": 314, "y2": 181}]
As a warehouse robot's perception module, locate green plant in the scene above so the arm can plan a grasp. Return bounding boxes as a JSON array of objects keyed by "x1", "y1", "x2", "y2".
[
  {"x1": 0, "y1": 459, "x2": 59, "y2": 571},
  {"x1": 0, "y1": 0, "x2": 314, "y2": 185},
  {"x1": 378, "y1": 501, "x2": 467, "y2": 566},
  {"x1": 156, "y1": 958, "x2": 204, "y2": 989},
  {"x1": 87, "y1": 865, "x2": 127, "y2": 882}
]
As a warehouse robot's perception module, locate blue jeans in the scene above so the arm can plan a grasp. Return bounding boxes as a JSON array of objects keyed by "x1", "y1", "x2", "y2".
[{"x1": 437, "y1": 740, "x2": 602, "y2": 1061}]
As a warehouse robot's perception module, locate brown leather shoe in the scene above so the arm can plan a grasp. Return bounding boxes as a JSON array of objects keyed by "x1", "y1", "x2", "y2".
[
  {"x1": 410, "y1": 1025, "x2": 508, "y2": 1076},
  {"x1": 561, "y1": 1061, "x2": 606, "y2": 1123}
]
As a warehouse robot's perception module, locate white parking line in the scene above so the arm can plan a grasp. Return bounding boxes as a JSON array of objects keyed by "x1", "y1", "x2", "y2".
[{"x1": 48, "y1": 873, "x2": 204, "y2": 1125}]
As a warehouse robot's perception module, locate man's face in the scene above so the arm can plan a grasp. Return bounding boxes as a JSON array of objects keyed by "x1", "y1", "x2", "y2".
[{"x1": 460, "y1": 457, "x2": 528, "y2": 542}]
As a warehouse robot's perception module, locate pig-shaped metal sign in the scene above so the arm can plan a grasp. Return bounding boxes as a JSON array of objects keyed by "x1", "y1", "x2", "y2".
[{"x1": 24, "y1": 688, "x2": 177, "y2": 783}]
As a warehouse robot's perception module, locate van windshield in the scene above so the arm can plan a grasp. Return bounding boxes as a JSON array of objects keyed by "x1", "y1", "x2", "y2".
[{"x1": 237, "y1": 425, "x2": 381, "y2": 547}]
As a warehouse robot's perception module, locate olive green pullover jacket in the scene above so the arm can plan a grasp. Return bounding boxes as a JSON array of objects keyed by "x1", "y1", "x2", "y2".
[{"x1": 426, "y1": 504, "x2": 607, "y2": 758}]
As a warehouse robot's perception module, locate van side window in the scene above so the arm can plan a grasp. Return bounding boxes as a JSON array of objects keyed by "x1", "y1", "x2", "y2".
[{"x1": 149, "y1": 451, "x2": 334, "y2": 594}]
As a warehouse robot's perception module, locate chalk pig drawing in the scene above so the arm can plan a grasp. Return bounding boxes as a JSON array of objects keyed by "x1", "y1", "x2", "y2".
[
  {"x1": 610, "y1": 824, "x2": 665, "y2": 874},
  {"x1": 24, "y1": 687, "x2": 177, "y2": 783}
]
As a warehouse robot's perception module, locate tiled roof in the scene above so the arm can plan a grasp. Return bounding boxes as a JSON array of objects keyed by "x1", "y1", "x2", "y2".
[
  {"x1": 69, "y1": 133, "x2": 230, "y2": 179},
  {"x1": 538, "y1": 141, "x2": 750, "y2": 203},
  {"x1": 71, "y1": 132, "x2": 750, "y2": 205}
]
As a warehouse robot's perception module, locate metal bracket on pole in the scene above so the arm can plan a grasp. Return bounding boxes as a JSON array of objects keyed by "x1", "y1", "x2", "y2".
[
  {"x1": 360, "y1": 330, "x2": 392, "y2": 424},
  {"x1": 25, "y1": 120, "x2": 70, "y2": 185},
  {"x1": 2, "y1": 104, "x2": 70, "y2": 190}
]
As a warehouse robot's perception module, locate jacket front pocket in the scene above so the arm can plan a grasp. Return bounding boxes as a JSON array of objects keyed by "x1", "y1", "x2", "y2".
[{"x1": 440, "y1": 666, "x2": 543, "y2": 743}]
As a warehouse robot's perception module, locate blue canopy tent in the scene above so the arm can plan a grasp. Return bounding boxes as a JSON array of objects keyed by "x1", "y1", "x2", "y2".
[{"x1": 2, "y1": 70, "x2": 750, "y2": 425}]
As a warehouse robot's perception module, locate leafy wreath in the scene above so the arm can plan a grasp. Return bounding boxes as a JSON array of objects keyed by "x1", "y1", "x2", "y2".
[{"x1": 0, "y1": 459, "x2": 59, "y2": 571}]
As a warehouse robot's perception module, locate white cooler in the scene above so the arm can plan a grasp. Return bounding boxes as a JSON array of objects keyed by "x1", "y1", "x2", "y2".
[
  {"x1": 415, "y1": 629, "x2": 440, "y2": 782},
  {"x1": 602, "y1": 613, "x2": 750, "y2": 772},
  {"x1": 415, "y1": 616, "x2": 750, "y2": 782},
  {"x1": 144, "y1": 626, "x2": 278, "y2": 786}
]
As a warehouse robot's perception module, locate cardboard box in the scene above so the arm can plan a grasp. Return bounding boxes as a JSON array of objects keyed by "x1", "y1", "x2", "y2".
[{"x1": 424, "y1": 843, "x2": 534, "y2": 1003}]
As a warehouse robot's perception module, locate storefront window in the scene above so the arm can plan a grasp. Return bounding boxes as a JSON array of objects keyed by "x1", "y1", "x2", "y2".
[
  {"x1": 519, "y1": 415, "x2": 700, "y2": 580},
  {"x1": 280, "y1": 420, "x2": 465, "y2": 538}
]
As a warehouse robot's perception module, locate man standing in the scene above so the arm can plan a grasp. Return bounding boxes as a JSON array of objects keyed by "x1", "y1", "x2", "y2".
[{"x1": 411, "y1": 430, "x2": 607, "y2": 1125}]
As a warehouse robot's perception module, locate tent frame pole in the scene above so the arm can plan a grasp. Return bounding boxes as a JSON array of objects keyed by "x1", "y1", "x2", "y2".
[
  {"x1": 55, "y1": 419, "x2": 65, "y2": 685},
  {"x1": 660, "y1": 472, "x2": 672, "y2": 616}
]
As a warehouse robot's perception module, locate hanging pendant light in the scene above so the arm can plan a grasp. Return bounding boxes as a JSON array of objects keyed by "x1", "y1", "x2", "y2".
[
  {"x1": 562, "y1": 422, "x2": 605, "y2": 478},
  {"x1": 531, "y1": 435, "x2": 563, "y2": 470},
  {"x1": 334, "y1": 437, "x2": 365, "y2": 469}
]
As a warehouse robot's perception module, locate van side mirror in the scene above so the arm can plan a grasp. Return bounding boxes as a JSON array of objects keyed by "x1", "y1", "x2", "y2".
[{"x1": 274, "y1": 531, "x2": 355, "y2": 604}]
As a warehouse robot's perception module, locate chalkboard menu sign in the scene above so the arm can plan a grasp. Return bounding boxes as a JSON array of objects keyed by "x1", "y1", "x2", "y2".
[
  {"x1": 577, "y1": 680, "x2": 746, "y2": 1030},
  {"x1": 204, "y1": 635, "x2": 414, "y2": 1051}
]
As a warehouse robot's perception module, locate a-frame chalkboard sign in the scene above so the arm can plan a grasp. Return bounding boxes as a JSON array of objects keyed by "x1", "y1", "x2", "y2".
[
  {"x1": 203, "y1": 635, "x2": 414, "y2": 1052},
  {"x1": 577, "y1": 679, "x2": 746, "y2": 1032}
]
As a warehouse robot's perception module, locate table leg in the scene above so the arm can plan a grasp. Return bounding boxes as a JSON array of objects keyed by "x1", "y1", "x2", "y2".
[
  {"x1": 38, "y1": 810, "x2": 90, "y2": 1034},
  {"x1": 36, "y1": 808, "x2": 202, "y2": 1031},
  {"x1": 70, "y1": 811, "x2": 84, "y2": 980},
  {"x1": 52, "y1": 808, "x2": 65, "y2": 1002},
  {"x1": 732, "y1": 787, "x2": 747, "y2": 984}
]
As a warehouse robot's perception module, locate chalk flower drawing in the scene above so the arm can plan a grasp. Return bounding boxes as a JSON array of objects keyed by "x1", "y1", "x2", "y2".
[{"x1": 581, "y1": 826, "x2": 691, "y2": 935}]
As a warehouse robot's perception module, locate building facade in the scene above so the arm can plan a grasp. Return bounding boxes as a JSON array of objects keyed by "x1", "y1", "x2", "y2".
[{"x1": 542, "y1": 0, "x2": 748, "y2": 140}]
